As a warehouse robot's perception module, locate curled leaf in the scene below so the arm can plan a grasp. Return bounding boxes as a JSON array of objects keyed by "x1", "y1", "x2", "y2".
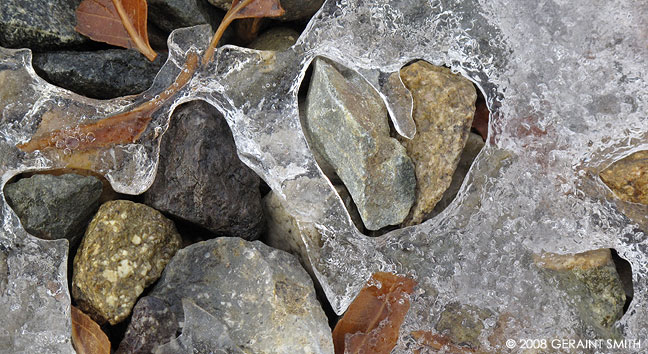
[
  {"x1": 76, "y1": 0, "x2": 157, "y2": 61},
  {"x1": 202, "y1": 0, "x2": 285, "y2": 65},
  {"x1": 71, "y1": 306, "x2": 111, "y2": 354},
  {"x1": 332, "y1": 272, "x2": 417, "y2": 354}
]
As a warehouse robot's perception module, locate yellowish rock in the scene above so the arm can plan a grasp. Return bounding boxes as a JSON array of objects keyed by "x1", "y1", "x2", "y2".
[
  {"x1": 399, "y1": 61, "x2": 477, "y2": 225},
  {"x1": 72, "y1": 200, "x2": 181, "y2": 324},
  {"x1": 600, "y1": 150, "x2": 648, "y2": 204}
]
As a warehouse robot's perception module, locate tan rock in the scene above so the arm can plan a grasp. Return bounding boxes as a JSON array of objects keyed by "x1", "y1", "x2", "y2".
[
  {"x1": 399, "y1": 60, "x2": 477, "y2": 225},
  {"x1": 600, "y1": 150, "x2": 648, "y2": 204},
  {"x1": 72, "y1": 200, "x2": 181, "y2": 324}
]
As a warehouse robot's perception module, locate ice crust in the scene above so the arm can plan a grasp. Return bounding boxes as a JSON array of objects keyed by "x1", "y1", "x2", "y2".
[{"x1": 0, "y1": 0, "x2": 646, "y2": 352}]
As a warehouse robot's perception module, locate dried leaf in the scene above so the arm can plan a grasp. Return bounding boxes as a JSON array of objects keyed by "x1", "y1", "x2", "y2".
[
  {"x1": 71, "y1": 306, "x2": 111, "y2": 354},
  {"x1": 18, "y1": 52, "x2": 199, "y2": 154},
  {"x1": 202, "y1": 0, "x2": 285, "y2": 65},
  {"x1": 76, "y1": 0, "x2": 157, "y2": 61},
  {"x1": 332, "y1": 272, "x2": 417, "y2": 354}
]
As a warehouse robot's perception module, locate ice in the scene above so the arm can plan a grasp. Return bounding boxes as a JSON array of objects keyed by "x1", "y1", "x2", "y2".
[{"x1": 0, "y1": 0, "x2": 646, "y2": 352}]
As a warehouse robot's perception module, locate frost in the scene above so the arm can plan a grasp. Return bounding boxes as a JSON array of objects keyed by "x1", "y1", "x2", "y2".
[{"x1": 0, "y1": 0, "x2": 647, "y2": 352}]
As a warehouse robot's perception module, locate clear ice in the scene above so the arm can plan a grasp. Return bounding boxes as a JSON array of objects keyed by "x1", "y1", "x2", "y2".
[{"x1": 0, "y1": 0, "x2": 646, "y2": 352}]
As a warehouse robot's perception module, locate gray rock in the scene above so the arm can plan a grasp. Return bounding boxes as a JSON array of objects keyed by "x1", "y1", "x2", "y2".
[
  {"x1": 143, "y1": 101, "x2": 265, "y2": 240},
  {"x1": 208, "y1": 0, "x2": 324, "y2": 21},
  {"x1": 249, "y1": 27, "x2": 300, "y2": 51},
  {"x1": 303, "y1": 58, "x2": 416, "y2": 230},
  {"x1": 0, "y1": 0, "x2": 88, "y2": 50},
  {"x1": 147, "y1": 0, "x2": 224, "y2": 34},
  {"x1": 435, "y1": 302, "x2": 493, "y2": 349},
  {"x1": 127, "y1": 237, "x2": 334, "y2": 353},
  {"x1": 32, "y1": 50, "x2": 167, "y2": 100},
  {"x1": 4, "y1": 174, "x2": 102, "y2": 244},
  {"x1": 116, "y1": 297, "x2": 178, "y2": 354}
]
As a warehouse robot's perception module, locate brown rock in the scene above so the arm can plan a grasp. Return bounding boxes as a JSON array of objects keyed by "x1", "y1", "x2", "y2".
[
  {"x1": 72, "y1": 200, "x2": 181, "y2": 324},
  {"x1": 399, "y1": 61, "x2": 477, "y2": 225},
  {"x1": 600, "y1": 150, "x2": 648, "y2": 205}
]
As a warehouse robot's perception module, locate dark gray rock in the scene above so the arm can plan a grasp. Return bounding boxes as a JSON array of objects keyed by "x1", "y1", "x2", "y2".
[
  {"x1": 143, "y1": 101, "x2": 265, "y2": 240},
  {"x1": 208, "y1": 0, "x2": 324, "y2": 21},
  {"x1": 124, "y1": 237, "x2": 333, "y2": 353},
  {"x1": 115, "y1": 296, "x2": 178, "y2": 354},
  {"x1": 249, "y1": 27, "x2": 300, "y2": 51},
  {"x1": 32, "y1": 50, "x2": 167, "y2": 99},
  {"x1": 0, "y1": 0, "x2": 88, "y2": 50},
  {"x1": 4, "y1": 174, "x2": 102, "y2": 244},
  {"x1": 147, "y1": 0, "x2": 224, "y2": 33}
]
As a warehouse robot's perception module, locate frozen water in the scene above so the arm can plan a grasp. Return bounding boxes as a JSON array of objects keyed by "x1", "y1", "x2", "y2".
[{"x1": 0, "y1": 0, "x2": 646, "y2": 352}]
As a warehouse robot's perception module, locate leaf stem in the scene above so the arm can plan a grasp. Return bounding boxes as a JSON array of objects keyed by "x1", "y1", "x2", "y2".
[
  {"x1": 112, "y1": 0, "x2": 157, "y2": 61},
  {"x1": 201, "y1": 0, "x2": 255, "y2": 66}
]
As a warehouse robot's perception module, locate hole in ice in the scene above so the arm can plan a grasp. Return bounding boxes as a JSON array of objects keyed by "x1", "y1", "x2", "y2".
[
  {"x1": 297, "y1": 56, "x2": 488, "y2": 236},
  {"x1": 610, "y1": 249, "x2": 633, "y2": 314}
]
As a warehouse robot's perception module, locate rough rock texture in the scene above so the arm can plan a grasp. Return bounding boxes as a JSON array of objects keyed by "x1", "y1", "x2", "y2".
[
  {"x1": 249, "y1": 28, "x2": 300, "y2": 51},
  {"x1": 398, "y1": 60, "x2": 477, "y2": 225},
  {"x1": 126, "y1": 237, "x2": 334, "y2": 353},
  {"x1": 435, "y1": 302, "x2": 493, "y2": 349},
  {"x1": 143, "y1": 101, "x2": 265, "y2": 240},
  {"x1": 207, "y1": 0, "x2": 324, "y2": 21},
  {"x1": 4, "y1": 174, "x2": 102, "y2": 244},
  {"x1": 32, "y1": 50, "x2": 167, "y2": 100},
  {"x1": 72, "y1": 200, "x2": 181, "y2": 325},
  {"x1": 304, "y1": 58, "x2": 416, "y2": 230},
  {"x1": 534, "y1": 249, "x2": 626, "y2": 335},
  {"x1": 600, "y1": 150, "x2": 648, "y2": 205},
  {"x1": 0, "y1": 0, "x2": 87, "y2": 50},
  {"x1": 431, "y1": 132, "x2": 484, "y2": 216},
  {"x1": 115, "y1": 296, "x2": 177, "y2": 354},
  {"x1": 147, "y1": 0, "x2": 223, "y2": 34}
]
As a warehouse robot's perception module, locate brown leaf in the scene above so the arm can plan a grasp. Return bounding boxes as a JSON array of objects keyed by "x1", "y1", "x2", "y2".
[
  {"x1": 17, "y1": 52, "x2": 199, "y2": 154},
  {"x1": 202, "y1": 0, "x2": 285, "y2": 65},
  {"x1": 332, "y1": 272, "x2": 417, "y2": 354},
  {"x1": 71, "y1": 306, "x2": 111, "y2": 354},
  {"x1": 76, "y1": 0, "x2": 157, "y2": 61}
]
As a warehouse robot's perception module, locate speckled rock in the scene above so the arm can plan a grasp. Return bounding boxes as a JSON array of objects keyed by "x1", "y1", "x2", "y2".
[
  {"x1": 304, "y1": 58, "x2": 416, "y2": 230},
  {"x1": 436, "y1": 302, "x2": 493, "y2": 349},
  {"x1": 147, "y1": 0, "x2": 223, "y2": 33},
  {"x1": 534, "y1": 249, "x2": 626, "y2": 334},
  {"x1": 208, "y1": 0, "x2": 324, "y2": 21},
  {"x1": 32, "y1": 50, "x2": 167, "y2": 99},
  {"x1": 431, "y1": 132, "x2": 484, "y2": 216},
  {"x1": 600, "y1": 150, "x2": 648, "y2": 205},
  {"x1": 249, "y1": 28, "x2": 300, "y2": 51},
  {"x1": 125, "y1": 237, "x2": 334, "y2": 353},
  {"x1": 398, "y1": 60, "x2": 477, "y2": 226},
  {"x1": 0, "y1": 0, "x2": 87, "y2": 50},
  {"x1": 72, "y1": 200, "x2": 181, "y2": 324},
  {"x1": 4, "y1": 174, "x2": 102, "y2": 244},
  {"x1": 142, "y1": 101, "x2": 265, "y2": 240},
  {"x1": 115, "y1": 296, "x2": 177, "y2": 354}
]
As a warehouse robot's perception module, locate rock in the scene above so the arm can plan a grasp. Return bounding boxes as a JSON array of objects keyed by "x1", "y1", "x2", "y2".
[
  {"x1": 249, "y1": 27, "x2": 300, "y2": 51},
  {"x1": 32, "y1": 50, "x2": 167, "y2": 100},
  {"x1": 431, "y1": 132, "x2": 484, "y2": 216},
  {"x1": 304, "y1": 58, "x2": 416, "y2": 230},
  {"x1": 435, "y1": 302, "x2": 493, "y2": 349},
  {"x1": 72, "y1": 200, "x2": 182, "y2": 325},
  {"x1": 208, "y1": 0, "x2": 324, "y2": 21},
  {"x1": 126, "y1": 237, "x2": 334, "y2": 353},
  {"x1": 4, "y1": 174, "x2": 102, "y2": 244},
  {"x1": 147, "y1": 0, "x2": 223, "y2": 34},
  {"x1": 600, "y1": 150, "x2": 648, "y2": 205},
  {"x1": 398, "y1": 60, "x2": 477, "y2": 226},
  {"x1": 115, "y1": 297, "x2": 177, "y2": 354},
  {"x1": 143, "y1": 101, "x2": 265, "y2": 240},
  {"x1": 534, "y1": 249, "x2": 626, "y2": 334},
  {"x1": 0, "y1": 0, "x2": 88, "y2": 50}
]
